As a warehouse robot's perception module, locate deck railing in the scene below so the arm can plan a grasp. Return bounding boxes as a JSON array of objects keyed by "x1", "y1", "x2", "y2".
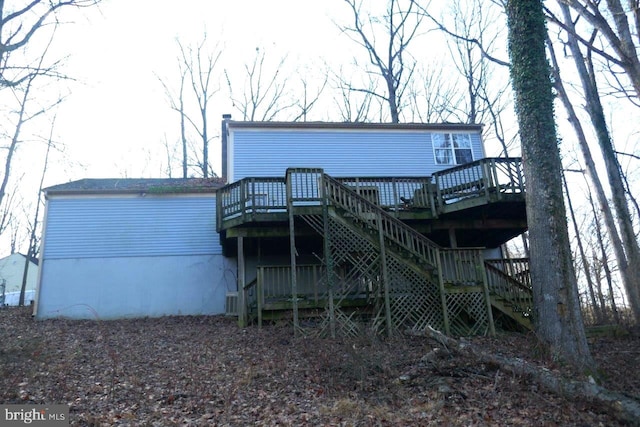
[
  {"x1": 217, "y1": 158, "x2": 525, "y2": 230},
  {"x1": 440, "y1": 248, "x2": 486, "y2": 286},
  {"x1": 485, "y1": 258, "x2": 531, "y2": 289},
  {"x1": 334, "y1": 176, "x2": 434, "y2": 212},
  {"x1": 216, "y1": 177, "x2": 287, "y2": 230},
  {"x1": 433, "y1": 157, "x2": 525, "y2": 203},
  {"x1": 484, "y1": 258, "x2": 533, "y2": 317}
]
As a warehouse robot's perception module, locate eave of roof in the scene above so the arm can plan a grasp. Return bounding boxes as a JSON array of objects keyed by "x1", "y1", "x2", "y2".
[
  {"x1": 226, "y1": 120, "x2": 483, "y2": 132},
  {"x1": 44, "y1": 178, "x2": 225, "y2": 196}
]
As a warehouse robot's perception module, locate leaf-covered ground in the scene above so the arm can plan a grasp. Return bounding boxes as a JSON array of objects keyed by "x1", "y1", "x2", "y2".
[{"x1": 0, "y1": 306, "x2": 638, "y2": 426}]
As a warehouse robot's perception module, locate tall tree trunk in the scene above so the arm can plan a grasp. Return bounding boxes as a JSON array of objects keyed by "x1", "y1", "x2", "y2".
[
  {"x1": 560, "y1": 3, "x2": 640, "y2": 323},
  {"x1": 506, "y1": 0, "x2": 593, "y2": 371}
]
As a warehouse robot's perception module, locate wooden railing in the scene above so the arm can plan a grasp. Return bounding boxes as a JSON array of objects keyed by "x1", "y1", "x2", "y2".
[
  {"x1": 217, "y1": 158, "x2": 525, "y2": 230},
  {"x1": 484, "y1": 259, "x2": 533, "y2": 317},
  {"x1": 485, "y1": 258, "x2": 531, "y2": 289},
  {"x1": 433, "y1": 157, "x2": 525, "y2": 203},
  {"x1": 256, "y1": 264, "x2": 325, "y2": 304},
  {"x1": 440, "y1": 248, "x2": 486, "y2": 286},
  {"x1": 322, "y1": 174, "x2": 440, "y2": 270},
  {"x1": 216, "y1": 177, "x2": 287, "y2": 230},
  {"x1": 334, "y1": 176, "x2": 434, "y2": 212}
]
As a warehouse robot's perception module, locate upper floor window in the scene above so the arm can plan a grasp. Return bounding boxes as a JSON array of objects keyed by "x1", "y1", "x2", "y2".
[{"x1": 432, "y1": 133, "x2": 474, "y2": 165}]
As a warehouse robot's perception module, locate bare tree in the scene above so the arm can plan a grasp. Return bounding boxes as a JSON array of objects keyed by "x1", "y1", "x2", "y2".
[
  {"x1": 1, "y1": 32, "x2": 64, "y2": 214},
  {"x1": 0, "y1": 0, "x2": 100, "y2": 88},
  {"x1": 290, "y1": 69, "x2": 329, "y2": 122},
  {"x1": 555, "y1": 3, "x2": 640, "y2": 322},
  {"x1": 225, "y1": 47, "x2": 296, "y2": 122},
  {"x1": 506, "y1": 0, "x2": 593, "y2": 371},
  {"x1": 158, "y1": 64, "x2": 189, "y2": 178},
  {"x1": 338, "y1": 0, "x2": 423, "y2": 123},
  {"x1": 548, "y1": 0, "x2": 640, "y2": 105},
  {"x1": 331, "y1": 68, "x2": 379, "y2": 122},
  {"x1": 159, "y1": 35, "x2": 222, "y2": 178},
  {"x1": 19, "y1": 115, "x2": 55, "y2": 306},
  {"x1": 413, "y1": 0, "x2": 517, "y2": 155}
]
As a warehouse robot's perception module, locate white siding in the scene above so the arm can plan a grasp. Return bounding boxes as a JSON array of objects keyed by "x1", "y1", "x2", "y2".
[{"x1": 230, "y1": 129, "x2": 484, "y2": 181}]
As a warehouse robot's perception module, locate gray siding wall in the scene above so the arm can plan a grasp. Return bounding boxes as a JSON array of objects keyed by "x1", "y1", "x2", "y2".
[
  {"x1": 230, "y1": 129, "x2": 484, "y2": 181},
  {"x1": 44, "y1": 195, "x2": 221, "y2": 259},
  {"x1": 36, "y1": 255, "x2": 236, "y2": 319}
]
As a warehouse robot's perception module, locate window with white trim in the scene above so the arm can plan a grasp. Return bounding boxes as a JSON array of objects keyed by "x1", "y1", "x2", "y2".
[{"x1": 432, "y1": 133, "x2": 474, "y2": 165}]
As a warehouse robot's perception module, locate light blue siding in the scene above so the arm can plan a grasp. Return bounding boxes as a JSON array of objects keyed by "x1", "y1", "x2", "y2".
[
  {"x1": 231, "y1": 130, "x2": 483, "y2": 181},
  {"x1": 43, "y1": 195, "x2": 220, "y2": 259},
  {"x1": 36, "y1": 255, "x2": 236, "y2": 319}
]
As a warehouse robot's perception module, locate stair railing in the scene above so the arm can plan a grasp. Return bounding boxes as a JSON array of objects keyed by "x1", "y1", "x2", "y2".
[
  {"x1": 322, "y1": 174, "x2": 440, "y2": 270},
  {"x1": 484, "y1": 261, "x2": 533, "y2": 317}
]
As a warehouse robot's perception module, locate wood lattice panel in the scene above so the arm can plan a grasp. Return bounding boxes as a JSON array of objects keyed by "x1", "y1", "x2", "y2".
[
  {"x1": 445, "y1": 291, "x2": 489, "y2": 336},
  {"x1": 376, "y1": 253, "x2": 444, "y2": 333},
  {"x1": 324, "y1": 216, "x2": 382, "y2": 301}
]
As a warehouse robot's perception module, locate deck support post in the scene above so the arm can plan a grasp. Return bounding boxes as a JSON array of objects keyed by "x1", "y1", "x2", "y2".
[
  {"x1": 322, "y1": 181, "x2": 337, "y2": 339},
  {"x1": 286, "y1": 173, "x2": 300, "y2": 335},
  {"x1": 448, "y1": 228, "x2": 458, "y2": 248},
  {"x1": 237, "y1": 236, "x2": 246, "y2": 328},
  {"x1": 436, "y1": 249, "x2": 451, "y2": 335},
  {"x1": 479, "y1": 258, "x2": 496, "y2": 336},
  {"x1": 377, "y1": 211, "x2": 393, "y2": 336}
]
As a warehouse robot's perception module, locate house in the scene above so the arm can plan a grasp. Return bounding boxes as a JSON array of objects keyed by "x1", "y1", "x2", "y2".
[
  {"x1": 35, "y1": 117, "x2": 531, "y2": 337},
  {"x1": 34, "y1": 178, "x2": 233, "y2": 319},
  {"x1": 218, "y1": 117, "x2": 531, "y2": 336},
  {"x1": 0, "y1": 253, "x2": 39, "y2": 306}
]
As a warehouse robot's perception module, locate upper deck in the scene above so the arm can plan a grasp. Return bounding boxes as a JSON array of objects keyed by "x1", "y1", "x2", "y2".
[{"x1": 216, "y1": 157, "x2": 527, "y2": 248}]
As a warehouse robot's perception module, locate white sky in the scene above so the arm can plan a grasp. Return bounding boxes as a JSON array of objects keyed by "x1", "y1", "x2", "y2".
[{"x1": 48, "y1": 0, "x2": 347, "y2": 181}]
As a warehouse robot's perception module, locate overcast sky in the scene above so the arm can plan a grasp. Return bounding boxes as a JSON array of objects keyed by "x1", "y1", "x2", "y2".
[{"x1": 48, "y1": 0, "x2": 346, "y2": 181}]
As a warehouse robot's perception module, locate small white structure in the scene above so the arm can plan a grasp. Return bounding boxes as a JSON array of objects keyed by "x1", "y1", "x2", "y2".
[{"x1": 0, "y1": 253, "x2": 38, "y2": 306}]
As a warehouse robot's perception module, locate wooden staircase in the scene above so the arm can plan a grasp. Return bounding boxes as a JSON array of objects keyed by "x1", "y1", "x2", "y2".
[{"x1": 319, "y1": 173, "x2": 533, "y2": 335}]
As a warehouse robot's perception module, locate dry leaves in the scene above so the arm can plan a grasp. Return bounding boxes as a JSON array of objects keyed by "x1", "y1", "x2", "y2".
[{"x1": 0, "y1": 306, "x2": 637, "y2": 426}]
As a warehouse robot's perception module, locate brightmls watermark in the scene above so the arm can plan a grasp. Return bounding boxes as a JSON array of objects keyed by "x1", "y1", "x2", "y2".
[{"x1": 1, "y1": 405, "x2": 68, "y2": 426}]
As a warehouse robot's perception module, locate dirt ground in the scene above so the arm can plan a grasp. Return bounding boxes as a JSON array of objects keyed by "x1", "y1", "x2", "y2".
[{"x1": 0, "y1": 306, "x2": 638, "y2": 426}]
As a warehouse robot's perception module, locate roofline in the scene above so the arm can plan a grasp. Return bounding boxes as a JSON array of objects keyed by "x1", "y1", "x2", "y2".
[
  {"x1": 226, "y1": 120, "x2": 483, "y2": 132},
  {"x1": 44, "y1": 188, "x2": 219, "y2": 197}
]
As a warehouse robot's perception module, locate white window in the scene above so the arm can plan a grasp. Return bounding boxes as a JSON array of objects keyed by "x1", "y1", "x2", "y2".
[{"x1": 432, "y1": 133, "x2": 474, "y2": 165}]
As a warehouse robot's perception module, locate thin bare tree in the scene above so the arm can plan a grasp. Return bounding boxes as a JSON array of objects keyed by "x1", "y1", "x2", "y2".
[
  {"x1": 225, "y1": 47, "x2": 295, "y2": 122},
  {"x1": 19, "y1": 115, "x2": 55, "y2": 306},
  {"x1": 548, "y1": 0, "x2": 640, "y2": 105},
  {"x1": 0, "y1": 0, "x2": 101, "y2": 88},
  {"x1": 338, "y1": 0, "x2": 423, "y2": 123},
  {"x1": 159, "y1": 35, "x2": 222, "y2": 178},
  {"x1": 556, "y1": 3, "x2": 640, "y2": 322}
]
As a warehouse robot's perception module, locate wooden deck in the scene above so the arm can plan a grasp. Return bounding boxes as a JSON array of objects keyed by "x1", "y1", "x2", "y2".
[{"x1": 217, "y1": 158, "x2": 531, "y2": 337}]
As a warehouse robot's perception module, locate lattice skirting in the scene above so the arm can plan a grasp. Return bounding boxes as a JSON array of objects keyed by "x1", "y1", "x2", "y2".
[{"x1": 445, "y1": 291, "x2": 489, "y2": 336}]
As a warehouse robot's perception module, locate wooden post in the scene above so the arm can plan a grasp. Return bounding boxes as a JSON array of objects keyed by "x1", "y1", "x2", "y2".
[
  {"x1": 287, "y1": 171, "x2": 300, "y2": 334},
  {"x1": 321, "y1": 175, "x2": 336, "y2": 338},
  {"x1": 437, "y1": 249, "x2": 451, "y2": 335},
  {"x1": 448, "y1": 228, "x2": 458, "y2": 248},
  {"x1": 237, "y1": 236, "x2": 246, "y2": 327},
  {"x1": 257, "y1": 266, "x2": 263, "y2": 329},
  {"x1": 377, "y1": 211, "x2": 393, "y2": 336},
  {"x1": 479, "y1": 254, "x2": 496, "y2": 336}
]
